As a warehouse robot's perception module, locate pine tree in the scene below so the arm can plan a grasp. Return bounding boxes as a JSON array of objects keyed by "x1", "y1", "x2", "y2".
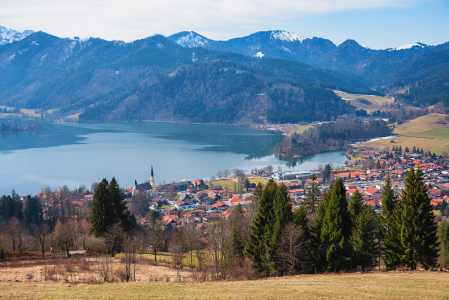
[
  {"x1": 351, "y1": 206, "x2": 379, "y2": 269},
  {"x1": 320, "y1": 178, "x2": 352, "y2": 271},
  {"x1": 24, "y1": 196, "x2": 41, "y2": 226},
  {"x1": 304, "y1": 174, "x2": 319, "y2": 213},
  {"x1": 91, "y1": 179, "x2": 114, "y2": 237},
  {"x1": 399, "y1": 168, "x2": 439, "y2": 270},
  {"x1": 376, "y1": 160, "x2": 381, "y2": 169},
  {"x1": 272, "y1": 183, "x2": 293, "y2": 247},
  {"x1": 405, "y1": 147, "x2": 409, "y2": 153},
  {"x1": 245, "y1": 180, "x2": 277, "y2": 271},
  {"x1": 109, "y1": 177, "x2": 133, "y2": 232},
  {"x1": 413, "y1": 146, "x2": 417, "y2": 153},
  {"x1": 399, "y1": 146, "x2": 402, "y2": 153},
  {"x1": 382, "y1": 175, "x2": 401, "y2": 269},
  {"x1": 312, "y1": 184, "x2": 332, "y2": 271},
  {"x1": 349, "y1": 190, "x2": 363, "y2": 226}
]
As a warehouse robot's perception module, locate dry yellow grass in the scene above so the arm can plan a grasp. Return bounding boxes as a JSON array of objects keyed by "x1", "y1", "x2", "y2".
[
  {"x1": 212, "y1": 178, "x2": 269, "y2": 190},
  {"x1": 333, "y1": 90, "x2": 395, "y2": 113},
  {"x1": 393, "y1": 113, "x2": 449, "y2": 134},
  {"x1": 65, "y1": 112, "x2": 82, "y2": 121},
  {"x1": 354, "y1": 135, "x2": 449, "y2": 154},
  {"x1": 288, "y1": 125, "x2": 312, "y2": 135},
  {"x1": 1, "y1": 271, "x2": 448, "y2": 299}
]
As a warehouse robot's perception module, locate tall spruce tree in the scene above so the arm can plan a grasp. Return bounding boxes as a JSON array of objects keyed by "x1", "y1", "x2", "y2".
[
  {"x1": 246, "y1": 180, "x2": 292, "y2": 275},
  {"x1": 91, "y1": 179, "x2": 114, "y2": 237},
  {"x1": 109, "y1": 177, "x2": 133, "y2": 232},
  {"x1": 245, "y1": 180, "x2": 277, "y2": 271},
  {"x1": 304, "y1": 174, "x2": 319, "y2": 214},
  {"x1": 24, "y1": 196, "x2": 41, "y2": 226},
  {"x1": 382, "y1": 175, "x2": 401, "y2": 269},
  {"x1": 272, "y1": 184, "x2": 293, "y2": 255},
  {"x1": 399, "y1": 168, "x2": 439, "y2": 270},
  {"x1": 351, "y1": 206, "x2": 379, "y2": 269},
  {"x1": 91, "y1": 178, "x2": 133, "y2": 237},
  {"x1": 349, "y1": 190, "x2": 363, "y2": 226},
  {"x1": 320, "y1": 178, "x2": 352, "y2": 271},
  {"x1": 313, "y1": 185, "x2": 332, "y2": 271}
]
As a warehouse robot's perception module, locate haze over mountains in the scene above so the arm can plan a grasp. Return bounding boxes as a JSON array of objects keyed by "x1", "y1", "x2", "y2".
[{"x1": 0, "y1": 26, "x2": 448, "y2": 124}]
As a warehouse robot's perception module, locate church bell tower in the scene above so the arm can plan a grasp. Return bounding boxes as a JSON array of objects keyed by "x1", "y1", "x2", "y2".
[{"x1": 150, "y1": 165, "x2": 155, "y2": 194}]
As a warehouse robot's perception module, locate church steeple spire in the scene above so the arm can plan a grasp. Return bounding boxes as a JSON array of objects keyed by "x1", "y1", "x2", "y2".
[{"x1": 150, "y1": 165, "x2": 155, "y2": 194}]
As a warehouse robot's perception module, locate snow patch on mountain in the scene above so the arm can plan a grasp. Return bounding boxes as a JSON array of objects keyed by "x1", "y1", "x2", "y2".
[
  {"x1": 254, "y1": 52, "x2": 264, "y2": 57},
  {"x1": 388, "y1": 43, "x2": 425, "y2": 51},
  {"x1": 270, "y1": 30, "x2": 310, "y2": 43},
  {"x1": 0, "y1": 26, "x2": 34, "y2": 45},
  {"x1": 175, "y1": 32, "x2": 208, "y2": 48}
]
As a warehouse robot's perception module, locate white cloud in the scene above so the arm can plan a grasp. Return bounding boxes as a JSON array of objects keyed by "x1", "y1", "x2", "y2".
[{"x1": 0, "y1": 0, "x2": 416, "y2": 41}]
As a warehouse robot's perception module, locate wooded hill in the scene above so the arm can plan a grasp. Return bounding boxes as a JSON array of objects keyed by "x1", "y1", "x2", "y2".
[{"x1": 79, "y1": 61, "x2": 358, "y2": 124}]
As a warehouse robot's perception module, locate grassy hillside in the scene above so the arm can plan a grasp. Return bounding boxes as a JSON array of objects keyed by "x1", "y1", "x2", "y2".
[
  {"x1": 393, "y1": 113, "x2": 449, "y2": 137},
  {"x1": 333, "y1": 90, "x2": 395, "y2": 113},
  {"x1": 1, "y1": 272, "x2": 448, "y2": 299}
]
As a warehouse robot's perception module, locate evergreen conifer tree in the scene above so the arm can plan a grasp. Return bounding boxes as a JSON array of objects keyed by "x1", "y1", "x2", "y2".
[
  {"x1": 313, "y1": 185, "x2": 332, "y2": 271},
  {"x1": 351, "y1": 206, "x2": 378, "y2": 269},
  {"x1": 24, "y1": 196, "x2": 41, "y2": 226},
  {"x1": 320, "y1": 178, "x2": 352, "y2": 271},
  {"x1": 349, "y1": 190, "x2": 363, "y2": 226},
  {"x1": 245, "y1": 180, "x2": 277, "y2": 271},
  {"x1": 304, "y1": 174, "x2": 319, "y2": 213},
  {"x1": 109, "y1": 177, "x2": 133, "y2": 232},
  {"x1": 272, "y1": 183, "x2": 293, "y2": 247},
  {"x1": 381, "y1": 175, "x2": 401, "y2": 269},
  {"x1": 399, "y1": 168, "x2": 439, "y2": 270},
  {"x1": 91, "y1": 179, "x2": 114, "y2": 237},
  {"x1": 413, "y1": 146, "x2": 417, "y2": 153}
]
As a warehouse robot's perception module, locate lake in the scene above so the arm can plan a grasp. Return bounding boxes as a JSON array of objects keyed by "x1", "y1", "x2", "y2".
[{"x1": 0, "y1": 121, "x2": 347, "y2": 195}]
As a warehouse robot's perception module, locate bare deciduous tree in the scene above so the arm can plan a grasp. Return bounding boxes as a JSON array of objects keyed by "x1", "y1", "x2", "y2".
[
  {"x1": 32, "y1": 222, "x2": 51, "y2": 259},
  {"x1": 276, "y1": 223, "x2": 307, "y2": 275}
]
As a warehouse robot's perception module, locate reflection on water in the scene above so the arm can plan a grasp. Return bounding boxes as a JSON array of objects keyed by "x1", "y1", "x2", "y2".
[{"x1": 0, "y1": 121, "x2": 347, "y2": 195}]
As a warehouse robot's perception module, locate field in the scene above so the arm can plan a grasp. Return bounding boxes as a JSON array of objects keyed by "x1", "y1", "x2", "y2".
[
  {"x1": 393, "y1": 113, "x2": 449, "y2": 136},
  {"x1": 353, "y1": 135, "x2": 449, "y2": 155},
  {"x1": 285, "y1": 125, "x2": 312, "y2": 136},
  {"x1": 333, "y1": 90, "x2": 395, "y2": 113},
  {"x1": 211, "y1": 177, "x2": 269, "y2": 190},
  {"x1": 1, "y1": 271, "x2": 448, "y2": 299}
]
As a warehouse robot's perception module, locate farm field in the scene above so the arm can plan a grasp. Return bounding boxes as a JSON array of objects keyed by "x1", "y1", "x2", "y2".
[
  {"x1": 0, "y1": 271, "x2": 448, "y2": 299},
  {"x1": 211, "y1": 178, "x2": 269, "y2": 190},
  {"x1": 353, "y1": 135, "x2": 449, "y2": 155},
  {"x1": 393, "y1": 113, "x2": 449, "y2": 136},
  {"x1": 333, "y1": 90, "x2": 395, "y2": 113}
]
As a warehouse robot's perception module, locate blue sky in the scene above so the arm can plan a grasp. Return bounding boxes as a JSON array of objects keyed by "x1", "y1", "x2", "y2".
[{"x1": 0, "y1": 0, "x2": 448, "y2": 49}]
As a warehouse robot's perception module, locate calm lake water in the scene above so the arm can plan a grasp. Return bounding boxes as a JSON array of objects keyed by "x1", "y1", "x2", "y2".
[{"x1": 0, "y1": 121, "x2": 347, "y2": 195}]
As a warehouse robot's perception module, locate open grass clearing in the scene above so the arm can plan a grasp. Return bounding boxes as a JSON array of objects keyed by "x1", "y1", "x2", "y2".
[
  {"x1": 211, "y1": 178, "x2": 269, "y2": 190},
  {"x1": 333, "y1": 90, "x2": 395, "y2": 113},
  {"x1": 1, "y1": 271, "x2": 449, "y2": 299},
  {"x1": 353, "y1": 135, "x2": 449, "y2": 155},
  {"x1": 115, "y1": 252, "x2": 205, "y2": 268},
  {"x1": 393, "y1": 113, "x2": 449, "y2": 135}
]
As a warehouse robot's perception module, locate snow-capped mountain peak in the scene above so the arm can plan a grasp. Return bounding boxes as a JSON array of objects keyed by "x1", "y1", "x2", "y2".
[
  {"x1": 174, "y1": 31, "x2": 209, "y2": 48},
  {"x1": 270, "y1": 30, "x2": 310, "y2": 43},
  {"x1": 388, "y1": 43, "x2": 426, "y2": 51},
  {"x1": 0, "y1": 26, "x2": 34, "y2": 46}
]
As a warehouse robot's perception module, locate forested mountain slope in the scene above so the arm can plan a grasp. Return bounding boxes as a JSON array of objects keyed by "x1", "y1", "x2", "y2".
[{"x1": 79, "y1": 61, "x2": 357, "y2": 124}]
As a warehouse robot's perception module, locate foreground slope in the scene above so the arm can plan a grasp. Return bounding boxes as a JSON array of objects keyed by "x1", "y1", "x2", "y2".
[{"x1": 1, "y1": 272, "x2": 448, "y2": 299}]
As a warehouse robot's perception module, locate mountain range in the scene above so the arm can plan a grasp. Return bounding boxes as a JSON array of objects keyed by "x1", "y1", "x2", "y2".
[{"x1": 0, "y1": 27, "x2": 448, "y2": 124}]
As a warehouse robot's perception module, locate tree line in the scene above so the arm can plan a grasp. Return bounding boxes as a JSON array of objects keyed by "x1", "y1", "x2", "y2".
[{"x1": 276, "y1": 119, "x2": 392, "y2": 157}]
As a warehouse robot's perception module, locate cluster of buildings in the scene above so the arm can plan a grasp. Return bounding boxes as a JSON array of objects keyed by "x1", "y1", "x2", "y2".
[{"x1": 133, "y1": 148, "x2": 449, "y2": 228}]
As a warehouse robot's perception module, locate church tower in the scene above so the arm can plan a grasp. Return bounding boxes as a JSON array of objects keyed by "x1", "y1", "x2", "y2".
[{"x1": 150, "y1": 165, "x2": 155, "y2": 194}]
